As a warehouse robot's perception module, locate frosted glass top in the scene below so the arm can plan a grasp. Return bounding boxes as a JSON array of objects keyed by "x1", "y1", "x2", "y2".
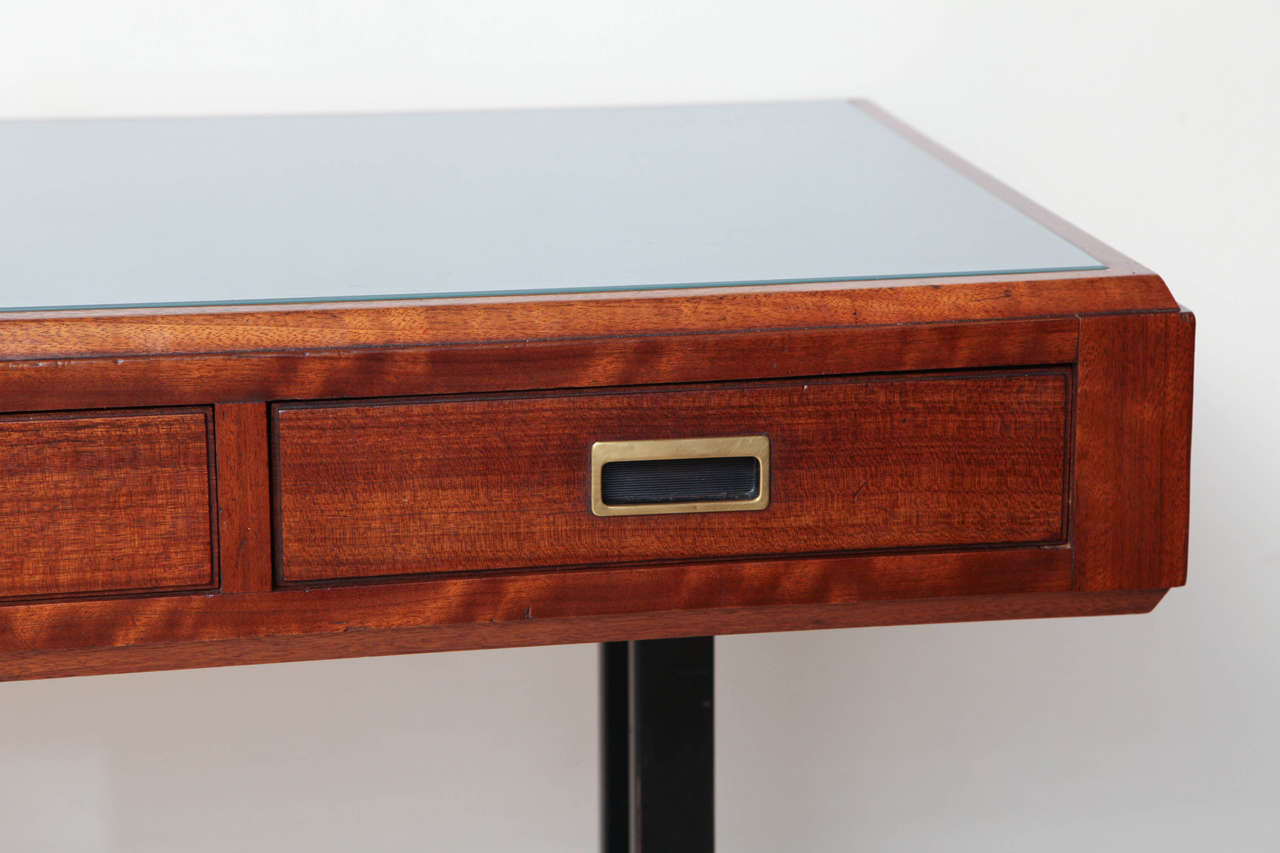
[{"x1": 0, "y1": 100, "x2": 1101, "y2": 312}]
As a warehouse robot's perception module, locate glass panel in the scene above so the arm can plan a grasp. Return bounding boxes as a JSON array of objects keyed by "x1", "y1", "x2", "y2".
[{"x1": 0, "y1": 101, "x2": 1101, "y2": 312}]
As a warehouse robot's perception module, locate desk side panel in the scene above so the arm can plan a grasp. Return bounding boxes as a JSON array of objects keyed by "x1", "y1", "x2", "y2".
[{"x1": 1074, "y1": 311, "x2": 1195, "y2": 590}]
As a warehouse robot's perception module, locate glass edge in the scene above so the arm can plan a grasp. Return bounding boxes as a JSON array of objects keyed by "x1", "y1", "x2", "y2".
[{"x1": 0, "y1": 264, "x2": 1108, "y2": 315}]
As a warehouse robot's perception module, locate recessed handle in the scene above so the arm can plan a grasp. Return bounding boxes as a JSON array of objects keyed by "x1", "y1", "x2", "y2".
[{"x1": 590, "y1": 436, "x2": 770, "y2": 517}]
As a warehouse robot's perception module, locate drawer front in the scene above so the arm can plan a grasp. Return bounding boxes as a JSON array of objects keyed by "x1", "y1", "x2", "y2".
[
  {"x1": 0, "y1": 409, "x2": 215, "y2": 600},
  {"x1": 275, "y1": 371, "x2": 1069, "y2": 583}
]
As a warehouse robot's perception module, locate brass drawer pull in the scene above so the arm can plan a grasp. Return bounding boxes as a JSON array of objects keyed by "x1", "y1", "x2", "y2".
[{"x1": 590, "y1": 436, "x2": 770, "y2": 517}]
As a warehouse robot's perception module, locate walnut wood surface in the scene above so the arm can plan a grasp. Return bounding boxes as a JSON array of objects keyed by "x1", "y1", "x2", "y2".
[
  {"x1": 0, "y1": 409, "x2": 215, "y2": 600},
  {"x1": 275, "y1": 371, "x2": 1069, "y2": 583}
]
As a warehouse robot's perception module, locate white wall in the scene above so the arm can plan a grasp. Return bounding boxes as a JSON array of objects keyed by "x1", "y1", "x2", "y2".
[{"x1": 1, "y1": 2, "x2": 1277, "y2": 850}]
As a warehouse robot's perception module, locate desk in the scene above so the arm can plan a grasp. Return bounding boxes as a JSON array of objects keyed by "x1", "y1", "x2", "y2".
[{"x1": 0, "y1": 100, "x2": 1193, "y2": 851}]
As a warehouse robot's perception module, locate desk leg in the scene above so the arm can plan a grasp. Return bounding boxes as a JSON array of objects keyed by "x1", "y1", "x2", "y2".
[{"x1": 601, "y1": 636, "x2": 714, "y2": 853}]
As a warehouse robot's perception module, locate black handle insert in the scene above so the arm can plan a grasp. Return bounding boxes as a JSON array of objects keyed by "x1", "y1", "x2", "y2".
[{"x1": 600, "y1": 456, "x2": 760, "y2": 506}]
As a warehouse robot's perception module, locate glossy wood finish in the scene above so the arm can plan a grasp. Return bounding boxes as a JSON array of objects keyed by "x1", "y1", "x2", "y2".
[
  {"x1": 0, "y1": 546, "x2": 1074, "y2": 656},
  {"x1": 0, "y1": 588, "x2": 1165, "y2": 682},
  {"x1": 275, "y1": 371, "x2": 1070, "y2": 583},
  {"x1": 0, "y1": 544, "x2": 1071, "y2": 667},
  {"x1": 0, "y1": 317, "x2": 1077, "y2": 414},
  {"x1": 0, "y1": 103, "x2": 1194, "y2": 682},
  {"x1": 0, "y1": 305, "x2": 1190, "y2": 681},
  {"x1": 1075, "y1": 312, "x2": 1196, "y2": 590},
  {"x1": 0, "y1": 274, "x2": 1174, "y2": 363},
  {"x1": 214, "y1": 403, "x2": 273, "y2": 593},
  {"x1": 0, "y1": 409, "x2": 215, "y2": 600}
]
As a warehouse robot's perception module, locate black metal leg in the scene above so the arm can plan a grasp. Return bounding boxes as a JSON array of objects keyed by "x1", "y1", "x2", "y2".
[
  {"x1": 601, "y1": 637, "x2": 714, "y2": 853},
  {"x1": 601, "y1": 640, "x2": 633, "y2": 853}
]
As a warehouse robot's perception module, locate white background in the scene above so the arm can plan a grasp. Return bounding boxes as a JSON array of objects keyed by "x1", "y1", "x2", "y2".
[{"x1": 1, "y1": 1, "x2": 1277, "y2": 850}]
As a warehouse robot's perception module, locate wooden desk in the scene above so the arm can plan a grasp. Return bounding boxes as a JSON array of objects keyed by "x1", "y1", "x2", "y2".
[{"x1": 0, "y1": 100, "x2": 1192, "y2": 850}]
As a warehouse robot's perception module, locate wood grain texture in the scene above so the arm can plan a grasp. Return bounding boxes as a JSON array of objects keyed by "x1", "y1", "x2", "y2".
[
  {"x1": 1074, "y1": 311, "x2": 1195, "y2": 590},
  {"x1": 0, "y1": 588, "x2": 1165, "y2": 682},
  {"x1": 0, "y1": 317, "x2": 1076, "y2": 414},
  {"x1": 0, "y1": 103, "x2": 1194, "y2": 683},
  {"x1": 275, "y1": 371, "x2": 1070, "y2": 583},
  {"x1": 214, "y1": 403, "x2": 272, "y2": 593},
  {"x1": 0, "y1": 277, "x2": 1170, "y2": 362},
  {"x1": 0, "y1": 409, "x2": 215, "y2": 600},
  {"x1": 0, "y1": 547, "x2": 1072, "y2": 657}
]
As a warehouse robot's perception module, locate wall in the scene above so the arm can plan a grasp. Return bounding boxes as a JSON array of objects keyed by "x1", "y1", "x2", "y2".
[{"x1": 1, "y1": 1, "x2": 1276, "y2": 849}]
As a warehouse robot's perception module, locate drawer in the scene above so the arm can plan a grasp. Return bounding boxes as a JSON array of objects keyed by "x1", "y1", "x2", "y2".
[
  {"x1": 0, "y1": 409, "x2": 215, "y2": 600},
  {"x1": 274, "y1": 370, "x2": 1069, "y2": 583}
]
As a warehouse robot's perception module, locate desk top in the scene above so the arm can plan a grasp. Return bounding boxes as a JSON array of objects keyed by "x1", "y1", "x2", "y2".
[
  {"x1": 0, "y1": 100, "x2": 1102, "y2": 312},
  {"x1": 0, "y1": 100, "x2": 1191, "y2": 684}
]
